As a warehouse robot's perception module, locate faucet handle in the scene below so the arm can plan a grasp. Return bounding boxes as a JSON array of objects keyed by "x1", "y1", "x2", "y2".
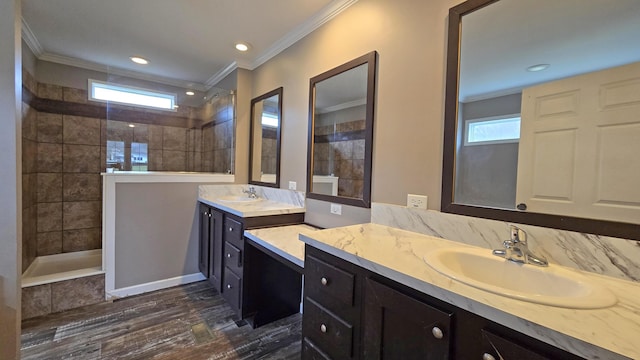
[{"x1": 509, "y1": 225, "x2": 527, "y2": 244}]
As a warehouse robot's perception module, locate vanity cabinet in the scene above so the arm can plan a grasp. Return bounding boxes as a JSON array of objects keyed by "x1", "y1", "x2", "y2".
[
  {"x1": 363, "y1": 278, "x2": 452, "y2": 359},
  {"x1": 199, "y1": 204, "x2": 223, "y2": 292},
  {"x1": 302, "y1": 245, "x2": 585, "y2": 360},
  {"x1": 198, "y1": 201, "x2": 304, "y2": 322}
]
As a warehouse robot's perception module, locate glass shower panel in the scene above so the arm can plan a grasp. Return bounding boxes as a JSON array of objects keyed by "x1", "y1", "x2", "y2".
[{"x1": 103, "y1": 71, "x2": 236, "y2": 174}]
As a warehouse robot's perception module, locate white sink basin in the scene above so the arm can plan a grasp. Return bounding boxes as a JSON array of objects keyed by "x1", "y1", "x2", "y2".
[
  {"x1": 424, "y1": 247, "x2": 617, "y2": 309},
  {"x1": 216, "y1": 195, "x2": 263, "y2": 204}
]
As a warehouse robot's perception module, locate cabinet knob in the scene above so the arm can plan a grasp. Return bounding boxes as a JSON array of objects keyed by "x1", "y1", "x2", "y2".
[
  {"x1": 227, "y1": 284, "x2": 232, "y2": 289},
  {"x1": 227, "y1": 253, "x2": 232, "y2": 258},
  {"x1": 208, "y1": 213, "x2": 212, "y2": 218},
  {"x1": 320, "y1": 277, "x2": 328, "y2": 286},
  {"x1": 229, "y1": 227, "x2": 233, "y2": 231},
  {"x1": 320, "y1": 324, "x2": 327, "y2": 333},
  {"x1": 482, "y1": 353, "x2": 496, "y2": 360},
  {"x1": 431, "y1": 326, "x2": 444, "y2": 339},
  {"x1": 204, "y1": 211, "x2": 208, "y2": 215}
]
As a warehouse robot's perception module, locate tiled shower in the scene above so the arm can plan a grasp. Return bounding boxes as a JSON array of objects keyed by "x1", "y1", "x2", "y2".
[{"x1": 21, "y1": 68, "x2": 236, "y2": 318}]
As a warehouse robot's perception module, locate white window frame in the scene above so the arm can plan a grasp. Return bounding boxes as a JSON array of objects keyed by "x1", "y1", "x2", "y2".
[
  {"x1": 88, "y1": 79, "x2": 176, "y2": 111},
  {"x1": 464, "y1": 114, "x2": 521, "y2": 146}
]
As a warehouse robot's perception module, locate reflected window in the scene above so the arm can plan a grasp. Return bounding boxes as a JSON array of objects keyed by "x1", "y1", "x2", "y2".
[
  {"x1": 465, "y1": 115, "x2": 520, "y2": 145},
  {"x1": 261, "y1": 113, "x2": 279, "y2": 127}
]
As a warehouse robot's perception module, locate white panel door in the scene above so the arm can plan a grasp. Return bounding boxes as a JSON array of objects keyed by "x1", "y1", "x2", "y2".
[{"x1": 517, "y1": 62, "x2": 640, "y2": 223}]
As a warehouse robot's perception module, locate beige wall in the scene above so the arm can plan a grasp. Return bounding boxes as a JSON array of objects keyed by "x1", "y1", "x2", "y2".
[
  {"x1": 251, "y1": 0, "x2": 460, "y2": 210},
  {"x1": 234, "y1": 68, "x2": 253, "y2": 184},
  {"x1": 0, "y1": 0, "x2": 22, "y2": 357}
]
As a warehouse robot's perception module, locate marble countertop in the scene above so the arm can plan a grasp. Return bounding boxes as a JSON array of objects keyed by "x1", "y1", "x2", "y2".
[
  {"x1": 299, "y1": 223, "x2": 640, "y2": 360},
  {"x1": 244, "y1": 224, "x2": 319, "y2": 268},
  {"x1": 198, "y1": 185, "x2": 305, "y2": 217}
]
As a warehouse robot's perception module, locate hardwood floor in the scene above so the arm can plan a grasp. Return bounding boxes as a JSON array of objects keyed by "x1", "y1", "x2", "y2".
[{"x1": 21, "y1": 281, "x2": 302, "y2": 359}]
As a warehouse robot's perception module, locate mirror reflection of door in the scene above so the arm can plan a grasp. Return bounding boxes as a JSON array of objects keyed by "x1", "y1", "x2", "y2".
[
  {"x1": 313, "y1": 63, "x2": 368, "y2": 199},
  {"x1": 451, "y1": 0, "x2": 640, "y2": 224}
]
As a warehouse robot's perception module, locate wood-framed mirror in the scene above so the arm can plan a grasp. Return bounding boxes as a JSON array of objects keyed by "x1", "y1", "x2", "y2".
[
  {"x1": 306, "y1": 51, "x2": 377, "y2": 208},
  {"x1": 249, "y1": 87, "x2": 283, "y2": 188},
  {"x1": 442, "y1": 0, "x2": 640, "y2": 240}
]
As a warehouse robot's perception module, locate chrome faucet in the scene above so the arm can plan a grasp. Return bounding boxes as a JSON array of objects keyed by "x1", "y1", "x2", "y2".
[
  {"x1": 242, "y1": 186, "x2": 258, "y2": 199},
  {"x1": 492, "y1": 225, "x2": 548, "y2": 267}
]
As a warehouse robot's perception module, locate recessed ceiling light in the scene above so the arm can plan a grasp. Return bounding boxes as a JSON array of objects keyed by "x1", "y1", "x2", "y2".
[
  {"x1": 185, "y1": 91, "x2": 195, "y2": 96},
  {"x1": 526, "y1": 64, "x2": 550, "y2": 72},
  {"x1": 235, "y1": 43, "x2": 249, "y2": 52},
  {"x1": 128, "y1": 124, "x2": 135, "y2": 128},
  {"x1": 130, "y1": 56, "x2": 149, "y2": 65}
]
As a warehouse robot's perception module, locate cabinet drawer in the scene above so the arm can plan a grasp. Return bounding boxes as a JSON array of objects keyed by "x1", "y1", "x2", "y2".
[
  {"x1": 302, "y1": 338, "x2": 331, "y2": 360},
  {"x1": 306, "y1": 255, "x2": 355, "y2": 307},
  {"x1": 222, "y1": 269, "x2": 242, "y2": 311},
  {"x1": 303, "y1": 298, "x2": 353, "y2": 359},
  {"x1": 224, "y1": 241, "x2": 242, "y2": 274},
  {"x1": 224, "y1": 217, "x2": 243, "y2": 247}
]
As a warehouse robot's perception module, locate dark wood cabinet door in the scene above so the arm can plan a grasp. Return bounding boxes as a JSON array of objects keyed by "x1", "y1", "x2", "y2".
[
  {"x1": 198, "y1": 204, "x2": 210, "y2": 277},
  {"x1": 363, "y1": 278, "x2": 453, "y2": 360},
  {"x1": 208, "y1": 209, "x2": 223, "y2": 293}
]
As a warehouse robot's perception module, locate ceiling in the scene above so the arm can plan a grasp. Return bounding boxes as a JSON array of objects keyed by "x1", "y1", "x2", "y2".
[
  {"x1": 21, "y1": 0, "x2": 357, "y2": 92},
  {"x1": 459, "y1": 0, "x2": 640, "y2": 102}
]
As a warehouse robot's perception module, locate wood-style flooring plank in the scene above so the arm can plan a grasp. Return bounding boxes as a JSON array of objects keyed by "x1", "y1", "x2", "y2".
[{"x1": 21, "y1": 281, "x2": 302, "y2": 359}]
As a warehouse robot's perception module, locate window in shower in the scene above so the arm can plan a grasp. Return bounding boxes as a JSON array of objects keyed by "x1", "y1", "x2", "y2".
[
  {"x1": 89, "y1": 79, "x2": 176, "y2": 111},
  {"x1": 131, "y1": 142, "x2": 148, "y2": 171}
]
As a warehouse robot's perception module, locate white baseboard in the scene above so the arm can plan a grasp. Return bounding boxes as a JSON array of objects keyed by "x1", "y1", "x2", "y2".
[{"x1": 106, "y1": 273, "x2": 206, "y2": 300}]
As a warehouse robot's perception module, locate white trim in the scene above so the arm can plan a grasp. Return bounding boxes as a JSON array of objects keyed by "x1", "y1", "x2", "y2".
[
  {"x1": 317, "y1": 98, "x2": 366, "y2": 114},
  {"x1": 38, "y1": 52, "x2": 208, "y2": 92},
  {"x1": 250, "y1": 0, "x2": 359, "y2": 70},
  {"x1": 21, "y1": 0, "x2": 357, "y2": 91},
  {"x1": 205, "y1": 61, "x2": 240, "y2": 89},
  {"x1": 106, "y1": 273, "x2": 206, "y2": 300},
  {"x1": 21, "y1": 17, "x2": 43, "y2": 56}
]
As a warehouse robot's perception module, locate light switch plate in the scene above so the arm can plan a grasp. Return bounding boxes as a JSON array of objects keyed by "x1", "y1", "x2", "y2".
[
  {"x1": 330, "y1": 203, "x2": 342, "y2": 215},
  {"x1": 407, "y1": 194, "x2": 428, "y2": 209},
  {"x1": 288, "y1": 181, "x2": 297, "y2": 190}
]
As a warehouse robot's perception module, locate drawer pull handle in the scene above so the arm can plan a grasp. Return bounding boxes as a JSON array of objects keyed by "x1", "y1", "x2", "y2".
[
  {"x1": 432, "y1": 326, "x2": 444, "y2": 339},
  {"x1": 320, "y1": 277, "x2": 328, "y2": 286},
  {"x1": 227, "y1": 284, "x2": 232, "y2": 289},
  {"x1": 482, "y1": 354, "x2": 496, "y2": 360},
  {"x1": 227, "y1": 253, "x2": 232, "y2": 258},
  {"x1": 320, "y1": 324, "x2": 327, "y2": 333}
]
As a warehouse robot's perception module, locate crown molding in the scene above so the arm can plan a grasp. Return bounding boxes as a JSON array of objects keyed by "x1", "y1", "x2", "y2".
[
  {"x1": 249, "y1": 0, "x2": 358, "y2": 70},
  {"x1": 21, "y1": 0, "x2": 358, "y2": 91},
  {"x1": 21, "y1": 17, "x2": 43, "y2": 56},
  {"x1": 38, "y1": 52, "x2": 208, "y2": 91},
  {"x1": 317, "y1": 98, "x2": 366, "y2": 114},
  {"x1": 204, "y1": 61, "x2": 240, "y2": 89}
]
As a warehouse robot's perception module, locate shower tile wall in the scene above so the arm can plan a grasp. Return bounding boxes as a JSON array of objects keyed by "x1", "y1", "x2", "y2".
[
  {"x1": 314, "y1": 119, "x2": 366, "y2": 198},
  {"x1": 261, "y1": 128, "x2": 278, "y2": 174},
  {"x1": 22, "y1": 69, "x2": 39, "y2": 272},
  {"x1": 22, "y1": 71, "x2": 235, "y2": 263},
  {"x1": 202, "y1": 94, "x2": 235, "y2": 173}
]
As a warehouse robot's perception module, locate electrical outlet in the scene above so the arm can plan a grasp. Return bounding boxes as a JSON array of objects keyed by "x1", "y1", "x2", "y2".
[
  {"x1": 407, "y1": 194, "x2": 428, "y2": 209},
  {"x1": 288, "y1": 181, "x2": 297, "y2": 190},
  {"x1": 330, "y1": 203, "x2": 342, "y2": 215}
]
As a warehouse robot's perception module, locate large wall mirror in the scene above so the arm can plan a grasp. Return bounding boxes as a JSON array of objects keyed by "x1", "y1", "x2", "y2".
[
  {"x1": 249, "y1": 87, "x2": 283, "y2": 187},
  {"x1": 307, "y1": 51, "x2": 377, "y2": 208},
  {"x1": 442, "y1": 0, "x2": 640, "y2": 240}
]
